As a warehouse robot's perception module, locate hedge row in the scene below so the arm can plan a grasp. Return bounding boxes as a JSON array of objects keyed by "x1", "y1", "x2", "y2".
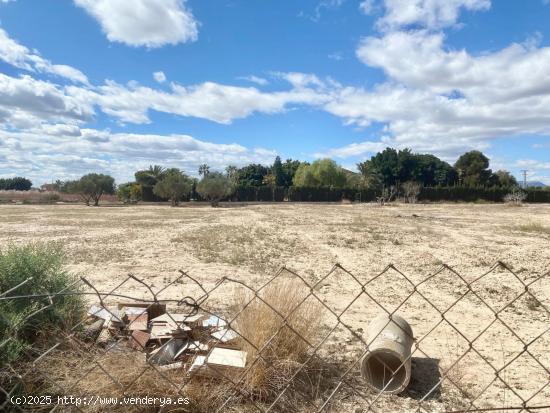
[{"x1": 142, "y1": 185, "x2": 550, "y2": 203}]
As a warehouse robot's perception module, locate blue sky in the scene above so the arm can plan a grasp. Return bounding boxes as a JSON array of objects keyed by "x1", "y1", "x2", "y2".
[{"x1": 0, "y1": 0, "x2": 549, "y2": 185}]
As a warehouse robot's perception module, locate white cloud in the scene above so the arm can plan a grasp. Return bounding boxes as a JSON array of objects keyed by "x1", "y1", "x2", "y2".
[
  {"x1": 376, "y1": 0, "x2": 490, "y2": 30},
  {"x1": 238, "y1": 75, "x2": 269, "y2": 86},
  {"x1": 67, "y1": 77, "x2": 329, "y2": 125},
  {"x1": 328, "y1": 51, "x2": 344, "y2": 61},
  {"x1": 0, "y1": 28, "x2": 88, "y2": 84},
  {"x1": 153, "y1": 71, "x2": 166, "y2": 83},
  {"x1": 515, "y1": 159, "x2": 550, "y2": 170},
  {"x1": 74, "y1": 0, "x2": 198, "y2": 48},
  {"x1": 359, "y1": 0, "x2": 376, "y2": 15},
  {"x1": 321, "y1": 4, "x2": 550, "y2": 161},
  {"x1": 0, "y1": 127, "x2": 277, "y2": 184},
  {"x1": 314, "y1": 140, "x2": 386, "y2": 158},
  {"x1": 0, "y1": 73, "x2": 93, "y2": 128}
]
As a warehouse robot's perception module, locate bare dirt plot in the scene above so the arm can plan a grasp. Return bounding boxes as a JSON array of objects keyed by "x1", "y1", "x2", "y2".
[{"x1": 1, "y1": 203, "x2": 549, "y2": 412}]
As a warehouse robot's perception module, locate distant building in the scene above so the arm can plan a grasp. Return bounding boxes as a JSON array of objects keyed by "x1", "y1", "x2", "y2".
[{"x1": 40, "y1": 183, "x2": 57, "y2": 192}]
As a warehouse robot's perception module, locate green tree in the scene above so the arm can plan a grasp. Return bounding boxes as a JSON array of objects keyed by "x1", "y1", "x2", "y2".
[
  {"x1": 263, "y1": 173, "x2": 277, "y2": 187},
  {"x1": 153, "y1": 170, "x2": 193, "y2": 206},
  {"x1": 66, "y1": 173, "x2": 115, "y2": 206},
  {"x1": 198, "y1": 164, "x2": 210, "y2": 177},
  {"x1": 135, "y1": 165, "x2": 167, "y2": 201},
  {"x1": 281, "y1": 159, "x2": 303, "y2": 187},
  {"x1": 494, "y1": 170, "x2": 518, "y2": 188},
  {"x1": 235, "y1": 164, "x2": 269, "y2": 186},
  {"x1": 293, "y1": 159, "x2": 348, "y2": 188},
  {"x1": 117, "y1": 182, "x2": 142, "y2": 204},
  {"x1": 0, "y1": 177, "x2": 32, "y2": 191},
  {"x1": 272, "y1": 156, "x2": 284, "y2": 186},
  {"x1": 196, "y1": 172, "x2": 233, "y2": 207},
  {"x1": 358, "y1": 148, "x2": 458, "y2": 188},
  {"x1": 454, "y1": 150, "x2": 492, "y2": 187},
  {"x1": 225, "y1": 165, "x2": 238, "y2": 183},
  {"x1": 358, "y1": 148, "x2": 400, "y2": 187}
]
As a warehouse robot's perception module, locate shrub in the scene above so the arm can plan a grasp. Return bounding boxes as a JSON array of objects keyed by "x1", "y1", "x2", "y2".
[
  {"x1": 401, "y1": 181, "x2": 421, "y2": 203},
  {"x1": 117, "y1": 182, "x2": 142, "y2": 204},
  {"x1": 153, "y1": 170, "x2": 193, "y2": 206},
  {"x1": 0, "y1": 243, "x2": 84, "y2": 366},
  {"x1": 504, "y1": 187, "x2": 527, "y2": 205},
  {"x1": 196, "y1": 172, "x2": 233, "y2": 206}
]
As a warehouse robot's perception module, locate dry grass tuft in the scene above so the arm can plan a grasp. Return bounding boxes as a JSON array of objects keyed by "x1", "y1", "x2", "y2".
[
  {"x1": 20, "y1": 338, "x2": 232, "y2": 413},
  {"x1": 514, "y1": 221, "x2": 550, "y2": 235},
  {"x1": 233, "y1": 278, "x2": 324, "y2": 402}
]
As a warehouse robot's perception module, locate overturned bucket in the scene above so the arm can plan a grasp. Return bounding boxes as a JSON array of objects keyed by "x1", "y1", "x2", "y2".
[{"x1": 360, "y1": 314, "x2": 414, "y2": 394}]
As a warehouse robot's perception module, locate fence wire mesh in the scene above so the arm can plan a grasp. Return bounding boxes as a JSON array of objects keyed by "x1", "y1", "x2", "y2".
[{"x1": 0, "y1": 262, "x2": 549, "y2": 412}]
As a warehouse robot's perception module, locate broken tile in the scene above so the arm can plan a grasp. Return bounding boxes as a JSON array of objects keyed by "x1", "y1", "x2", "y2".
[
  {"x1": 211, "y1": 329, "x2": 238, "y2": 343},
  {"x1": 129, "y1": 330, "x2": 150, "y2": 350}
]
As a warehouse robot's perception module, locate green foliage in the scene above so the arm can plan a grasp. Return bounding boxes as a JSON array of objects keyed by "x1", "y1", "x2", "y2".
[
  {"x1": 272, "y1": 156, "x2": 284, "y2": 186},
  {"x1": 65, "y1": 173, "x2": 115, "y2": 206},
  {"x1": 454, "y1": 150, "x2": 492, "y2": 187},
  {"x1": 135, "y1": 165, "x2": 166, "y2": 187},
  {"x1": 198, "y1": 164, "x2": 210, "y2": 177},
  {"x1": 225, "y1": 165, "x2": 239, "y2": 183},
  {"x1": 293, "y1": 158, "x2": 348, "y2": 188},
  {"x1": 281, "y1": 159, "x2": 303, "y2": 187},
  {"x1": 117, "y1": 182, "x2": 142, "y2": 204},
  {"x1": 236, "y1": 164, "x2": 269, "y2": 186},
  {"x1": 494, "y1": 170, "x2": 518, "y2": 188},
  {"x1": 358, "y1": 148, "x2": 457, "y2": 188},
  {"x1": 196, "y1": 172, "x2": 234, "y2": 206},
  {"x1": 153, "y1": 169, "x2": 193, "y2": 206},
  {"x1": 0, "y1": 243, "x2": 84, "y2": 366},
  {"x1": 0, "y1": 177, "x2": 33, "y2": 191}
]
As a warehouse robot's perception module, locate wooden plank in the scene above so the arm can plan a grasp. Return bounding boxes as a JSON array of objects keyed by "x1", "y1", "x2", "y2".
[
  {"x1": 129, "y1": 330, "x2": 150, "y2": 350},
  {"x1": 127, "y1": 312, "x2": 148, "y2": 331}
]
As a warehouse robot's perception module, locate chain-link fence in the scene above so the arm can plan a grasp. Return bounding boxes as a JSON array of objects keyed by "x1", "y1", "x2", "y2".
[{"x1": 1, "y1": 262, "x2": 549, "y2": 412}]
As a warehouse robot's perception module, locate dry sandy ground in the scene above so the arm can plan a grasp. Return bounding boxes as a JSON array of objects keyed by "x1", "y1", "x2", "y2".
[{"x1": 1, "y1": 203, "x2": 549, "y2": 412}]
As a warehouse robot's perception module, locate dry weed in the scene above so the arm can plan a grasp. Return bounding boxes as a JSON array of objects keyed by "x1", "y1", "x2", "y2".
[
  {"x1": 19, "y1": 338, "x2": 232, "y2": 413},
  {"x1": 233, "y1": 278, "x2": 325, "y2": 402}
]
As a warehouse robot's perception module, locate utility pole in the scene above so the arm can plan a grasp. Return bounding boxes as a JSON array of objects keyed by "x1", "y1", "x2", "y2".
[{"x1": 520, "y1": 170, "x2": 528, "y2": 188}]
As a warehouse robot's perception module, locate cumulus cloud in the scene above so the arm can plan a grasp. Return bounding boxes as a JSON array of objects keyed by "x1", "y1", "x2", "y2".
[
  {"x1": 0, "y1": 28, "x2": 88, "y2": 84},
  {"x1": 515, "y1": 159, "x2": 550, "y2": 170},
  {"x1": 74, "y1": 0, "x2": 198, "y2": 48},
  {"x1": 153, "y1": 71, "x2": 167, "y2": 83},
  {"x1": 314, "y1": 140, "x2": 386, "y2": 158},
  {"x1": 67, "y1": 77, "x2": 329, "y2": 125},
  {"x1": 0, "y1": 128, "x2": 277, "y2": 184},
  {"x1": 376, "y1": 0, "x2": 491, "y2": 30},
  {"x1": 319, "y1": 0, "x2": 550, "y2": 163},
  {"x1": 0, "y1": 73, "x2": 93, "y2": 128}
]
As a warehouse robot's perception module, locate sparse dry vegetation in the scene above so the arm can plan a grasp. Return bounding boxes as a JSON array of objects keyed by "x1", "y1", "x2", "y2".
[
  {"x1": 0, "y1": 203, "x2": 549, "y2": 412},
  {"x1": 233, "y1": 278, "x2": 324, "y2": 400}
]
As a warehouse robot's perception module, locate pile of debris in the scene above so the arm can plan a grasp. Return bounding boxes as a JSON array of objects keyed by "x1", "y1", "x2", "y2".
[{"x1": 85, "y1": 302, "x2": 247, "y2": 376}]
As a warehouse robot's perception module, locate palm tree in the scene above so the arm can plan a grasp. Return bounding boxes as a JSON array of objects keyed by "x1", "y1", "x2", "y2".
[
  {"x1": 198, "y1": 164, "x2": 210, "y2": 177},
  {"x1": 147, "y1": 165, "x2": 166, "y2": 180}
]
